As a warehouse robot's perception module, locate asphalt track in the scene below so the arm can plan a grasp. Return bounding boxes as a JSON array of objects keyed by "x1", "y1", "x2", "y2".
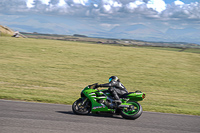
[{"x1": 0, "y1": 100, "x2": 200, "y2": 133}]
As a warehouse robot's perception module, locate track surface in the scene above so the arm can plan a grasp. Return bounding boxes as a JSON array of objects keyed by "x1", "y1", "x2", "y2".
[{"x1": 0, "y1": 100, "x2": 200, "y2": 133}]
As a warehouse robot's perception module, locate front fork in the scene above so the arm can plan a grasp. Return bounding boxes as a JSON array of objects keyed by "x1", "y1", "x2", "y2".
[{"x1": 81, "y1": 97, "x2": 90, "y2": 108}]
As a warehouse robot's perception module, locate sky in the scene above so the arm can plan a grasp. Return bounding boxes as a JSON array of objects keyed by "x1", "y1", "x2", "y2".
[{"x1": 0, "y1": 0, "x2": 200, "y2": 44}]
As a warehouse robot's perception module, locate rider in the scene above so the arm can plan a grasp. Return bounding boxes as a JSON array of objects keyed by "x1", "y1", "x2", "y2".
[{"x1": 96, "y1": 76, "x2": 128, "y2": 104}]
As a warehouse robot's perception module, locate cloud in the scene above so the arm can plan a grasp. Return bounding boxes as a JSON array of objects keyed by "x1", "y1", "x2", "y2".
[
  {"x1": 40, "y1": 0, "x2": 51, "y2": 5},
  {"x1": 27, "y1": 0, "x2": 34, "y2": 8},
  {"x1": 57, "y1": 0, "x2": 66, "y2": 6},
  {"x1": 73, "y1": 0, "x2": 89, "y2": 6},
  {"x1": 161, "y1": 1, "x2": 200, "y2": 20},
  {"x1": 0, "y1": 0, "x2": 198, "y2": 20},
  {"x1": 147, "y1": 0, "x2": 166, "y2": 13},
  {"x1": 0, "y1": 0, "x2": 200, "y2": 32},
  {"x1": 126, "y1": 0, "x2": 145, "y2": 10},
  {"x1": 174, "y1": 0, "x2": 184, "y2": 6}
]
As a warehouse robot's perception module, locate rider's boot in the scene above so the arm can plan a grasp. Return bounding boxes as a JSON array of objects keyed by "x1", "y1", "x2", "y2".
[{"x1": 113, "y1": 99, "x2": 122, "y2": 104}]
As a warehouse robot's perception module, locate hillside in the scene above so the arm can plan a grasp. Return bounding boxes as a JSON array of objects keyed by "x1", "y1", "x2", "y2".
[
  {"x1": 0, "y1": 36, "x2": 200, "y2": 115},
  {"x1": 0, "y1": 25, "x2": 26, "y2": 38},
  {"x1": 0, "y1": 25, "x2": 15, "y2": 36}
]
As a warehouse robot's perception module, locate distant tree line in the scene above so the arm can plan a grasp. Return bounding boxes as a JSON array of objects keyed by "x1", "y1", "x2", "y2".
[{"x1": 73, "y1": 34, "x2": 87, "y2": 37}]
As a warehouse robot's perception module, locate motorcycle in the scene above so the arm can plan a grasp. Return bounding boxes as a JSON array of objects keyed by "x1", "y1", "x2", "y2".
[{"x1": 72, "y1": 83, "x2": 146, "y2": 120}]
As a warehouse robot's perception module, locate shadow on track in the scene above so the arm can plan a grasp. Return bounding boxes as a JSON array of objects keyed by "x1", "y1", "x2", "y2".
[{"x1": 56, "y1": 111, "x2": 123, "y2": 119}]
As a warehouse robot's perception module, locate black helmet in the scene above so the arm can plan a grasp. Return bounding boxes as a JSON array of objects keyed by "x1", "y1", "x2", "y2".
[{"x1": 109, "y1": 76, "x2": 119, "y2": 82}]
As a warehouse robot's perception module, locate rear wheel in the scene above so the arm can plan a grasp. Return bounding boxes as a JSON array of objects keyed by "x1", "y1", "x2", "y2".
[
  {"x1": 121, "y1": 101, "x2": 142, "y2": 120},
  {"x1": 72, "y1": 98, "x2": 91, "y2": 115}
]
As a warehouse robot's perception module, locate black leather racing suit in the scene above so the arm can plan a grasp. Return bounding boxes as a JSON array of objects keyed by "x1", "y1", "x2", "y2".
[{"x1": 98, "y1": 81, "x2": 128, "y2": 100}]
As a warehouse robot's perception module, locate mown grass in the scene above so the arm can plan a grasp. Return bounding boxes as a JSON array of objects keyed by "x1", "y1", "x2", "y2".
[
  {"x1": 0, "y1": 37, "x2": 200, "y2": 115},
  {"x1": 0, "y1": 32, "x2": 12, "y2": 37}
]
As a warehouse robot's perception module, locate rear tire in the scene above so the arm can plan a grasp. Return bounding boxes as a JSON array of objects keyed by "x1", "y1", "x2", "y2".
[
  {"x1": 72, "y1": 98, "x2": 91, "y2": 115},
  {"x1": 120, "y1": 101, "x2": 142, "y2": 120}
]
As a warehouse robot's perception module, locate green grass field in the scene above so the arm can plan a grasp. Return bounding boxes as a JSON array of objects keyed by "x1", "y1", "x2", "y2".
[{"x1": 0, "y1": 37, "x2": 200, "y2": 115}]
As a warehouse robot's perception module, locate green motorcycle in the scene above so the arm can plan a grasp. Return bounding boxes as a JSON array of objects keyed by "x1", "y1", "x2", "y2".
[{"x1": 72, "y1": 83, "x2": 146, "y2": 120}]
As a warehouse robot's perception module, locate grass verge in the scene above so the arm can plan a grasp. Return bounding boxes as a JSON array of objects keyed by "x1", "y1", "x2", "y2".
[{"x1": 0, "y1": 37, "x2": 200, "y2": 115}]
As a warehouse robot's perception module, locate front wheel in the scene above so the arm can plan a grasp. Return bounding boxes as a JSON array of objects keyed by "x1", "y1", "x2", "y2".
[
  {"x1": 121, "y1": 101, "x2": 142, "y2": 120},
  {"x1": 72, "y1": 98, "x2": 91, "y2": 115}
]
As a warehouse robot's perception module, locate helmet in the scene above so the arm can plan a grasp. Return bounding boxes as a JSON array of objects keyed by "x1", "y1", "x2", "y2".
[{"x1": 109, "y1": 76, "x2": 119, "y2": 82}]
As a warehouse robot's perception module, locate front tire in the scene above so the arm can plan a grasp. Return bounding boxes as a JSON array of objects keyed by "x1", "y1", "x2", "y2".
[
  {"x1": 121, "y1": 101, "x2": 142, "y2": 120},
  {"x1": 72, "y1": 98, "x2": 91, "y2": 115}
]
